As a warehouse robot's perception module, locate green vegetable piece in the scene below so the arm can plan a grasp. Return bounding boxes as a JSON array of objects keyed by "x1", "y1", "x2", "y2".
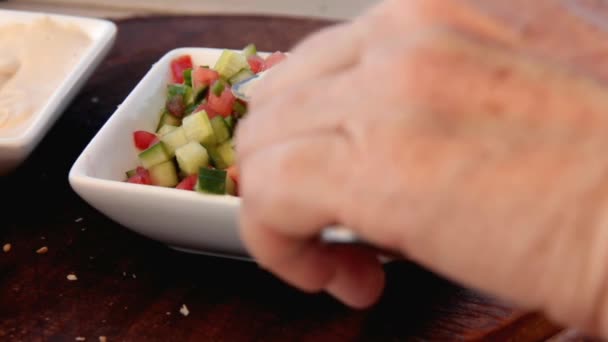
[
  {"x1": 208, "y1": 140, "x2": 235, "y2": 169},
  {"x1": 196, "y1": 168, "x2": 227, "y2": 195},
  {"x1": 156, "y1": 124, "x2": 178, "y2": 136},
  {"x1": 160, "y1": 126, "x2": 189, "y2": 157},
  {"x1": 149, "y1": 160, "x2": 179, "y2": 187},
  {"x1": 182, "y1": 110, "x2": 216, "y2": 147},
  {"x1": 138, "y1": 142, "x2": 171, "y2": 169},
  {"x1": 214, "y1": 50, "x2": 249, "y2": 79},
  {"x1": 210, "y1": 116, "x2": 231, "y2": 143},
  {"x1": 224, "y1": 115, "x2": 236, "y2": 134},
  {"x1": 183, "y1": 68, "x2": 193, "y2": 87},
  {"x1": 242, "y1": 43, "x2": 257, "y2": 58},
  {"x1": 125, "y1": 169, "x2": 137, "y2": 178},
  {"x1": 176, "y1": 141, "x2": 210, "y2": 176},
  {"x1": 229, "y1": 68, "x2": 255, "y2": 85},
  {"x1": 232, "y1": 101, "x2": 247, "y2": 117},
  {"x1": 157, "y1": 110, "x2": 182, "y2": 131},
  {"x1": 211, "y1": 79, "x2": 226, "y2": 97}
]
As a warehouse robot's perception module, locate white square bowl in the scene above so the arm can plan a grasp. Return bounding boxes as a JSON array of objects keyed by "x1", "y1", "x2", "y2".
[
  {"x1": 69, "y1": 47, "x2": 362, "y2": 261},
  {"x1": 69, "y1": 48, "x2": 248, "y2": 260},
  {"x1": 0, "y1": 9, "x2": 117, "y2": 174}
]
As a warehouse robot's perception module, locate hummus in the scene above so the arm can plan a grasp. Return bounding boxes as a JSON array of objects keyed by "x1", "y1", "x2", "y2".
[{"x1": 0, "y1": 17, "x2": 91, "y2": 136}]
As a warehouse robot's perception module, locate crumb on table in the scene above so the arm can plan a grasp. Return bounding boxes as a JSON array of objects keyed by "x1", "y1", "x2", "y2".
[{"x1": 180, "y1": 304, "x2": 190, "y2": 317}]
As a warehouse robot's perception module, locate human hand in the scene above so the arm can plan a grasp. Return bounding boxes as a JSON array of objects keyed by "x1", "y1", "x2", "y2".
[{"x1": 236, "y1": 0, "x2": 608, "y2": 336}]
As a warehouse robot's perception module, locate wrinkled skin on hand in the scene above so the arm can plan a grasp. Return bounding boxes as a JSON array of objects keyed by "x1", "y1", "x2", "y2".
[{"x1": 235, "y1": 0, "x2": 608, "y2": 336}]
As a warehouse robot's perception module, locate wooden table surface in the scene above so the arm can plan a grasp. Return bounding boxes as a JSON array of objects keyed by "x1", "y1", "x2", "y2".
[{"x1": 0, "y1": 15, "x2": 571, "y2": 342}]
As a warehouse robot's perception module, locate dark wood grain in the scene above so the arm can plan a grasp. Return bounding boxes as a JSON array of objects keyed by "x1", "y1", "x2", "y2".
[{"x1": 0, "y1": 15, "x2": 564, "y2": 341}]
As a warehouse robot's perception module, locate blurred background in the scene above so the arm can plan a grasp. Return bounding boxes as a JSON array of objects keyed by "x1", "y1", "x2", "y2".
[{"x1": 0, "y1": 0, "x2": 379, "y2": 19}]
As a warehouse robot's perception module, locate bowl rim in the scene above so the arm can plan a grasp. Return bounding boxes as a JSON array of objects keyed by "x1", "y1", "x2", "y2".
[{"x1": 0, "y1": 9, "x2": 118, "y2": 147}]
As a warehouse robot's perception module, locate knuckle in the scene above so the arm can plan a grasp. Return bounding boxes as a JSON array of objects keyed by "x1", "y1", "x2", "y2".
[
  {"x1": 368, "y1": 29, "x2": 470, "y2": 110},
  {"x1": 366, "y1": 0, "x2": 444, "y2": 27}
]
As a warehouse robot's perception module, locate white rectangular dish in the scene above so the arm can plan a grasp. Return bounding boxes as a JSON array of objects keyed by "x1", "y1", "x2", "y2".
[
  {"x1": 69, "y1": 47, "x2": 361, "y2": 261},
  {"x1": 0, "y1": 9, "x2": 117, "y2": 174}
]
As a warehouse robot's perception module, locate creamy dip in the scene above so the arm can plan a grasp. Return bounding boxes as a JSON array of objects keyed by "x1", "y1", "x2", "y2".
[{"x1": 0, "y1": 17, "x2": 91, "y2": 136}]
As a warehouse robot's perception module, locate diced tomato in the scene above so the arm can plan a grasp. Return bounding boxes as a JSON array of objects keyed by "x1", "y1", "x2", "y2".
[
  {"x1": 207, "y1": 87, "x2": 236, "y2": 118},
  {"x1": 133, "y1": 131, "x2": 158, "y2": 150},
  {"x1": 227, "y1": 166, "x2": 239, "y2": 183},
  {"x1": 193, "y1": 67, "x2": 220, "y2": 90},
  {"x1": 247, "y1": 55, "x2": 264, "y2": 74},
  {"x1": 137, "y1": 167, "x2": 153, "y2": 184},
  {"x1": 176, "y1": 174, "x2": 198, "y2": 191},
  {"x1": 170, "y1": 55, "x2": 193, "y2": 84},
  {"x1": 227, "y1": 166, "x2": 239, "y2": 196},
  {"x1": 262, "y1": 52, "x2": 287, "y2": 71},
  {"x1": 128, "y1": 167, "x2": 152, "y2": 185},
  {"x1": 127, "y1": 175, "x2": 145, "y2": 184},
  {"x1": 194, "y1": 102, "x2": 220, "y2": 119}
]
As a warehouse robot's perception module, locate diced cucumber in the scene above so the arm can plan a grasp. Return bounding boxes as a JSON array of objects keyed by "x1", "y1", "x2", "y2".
[
  {"x1": 211, "y1": 79, "x2": 226, "y2": 97},
  {"x1": 157, "y1": 124, "x2": 178, "y2": 136},
  {"x1": 184, "y1": 101, "x2": 201, "y2": 116},
  {"x1": 149, "y1": 160, "x2": 179, "y2": 187},
  {"x1": 183, "y1": 68, "x2": 193, "y2": 87},
  {"x1": 182, "y1": 110, "x2": 216, "y2": 147},
  {"x1": 193, "y1": 88, "x2": 208, "y2": 104},
  {"x1": 175, "y1": 141, "x2": 210, "y2": 175},
  {"x1": 211, "y1": 116, "x2": 231, "y2": 143},
  {"x1": 167, "y1": 84, "x2": 194, "y2": 104},
  {"x1": 125, "y1": 169, "x2": 137, "y2": 178},
  {"x1": 138, "y1": 142, "x2": 171, "y2": 169},
  {"x1": 242, "y1": 43, "x2": 257, "y2": 58},
  {"x1": 208, "y1": 140, "x2": 235, "y2": 169},
  {"x1": 224, "y1": 115, "x2": 236, "y2": 134},
  {"x1": 232, "y1": 101, "x2": 247, "y2": 118},
  {"x1": 196, "y1": 168, "x2": 227, "y2": 195},
  {"x1": 186, "y1": 97, "x2": 208, "y2": 117},
  {"x1": 160, "y1": 126, "x2": 189, "y2": 157},
  {"x1": 229, "y1": 69, "x2": 255, "y2": 85},
  {"x1": 214, "y1": 50, "x2": 249, "y2": 79},
  {"x1": 157, "y1": 111, "x2": 182, "y2": 130}
]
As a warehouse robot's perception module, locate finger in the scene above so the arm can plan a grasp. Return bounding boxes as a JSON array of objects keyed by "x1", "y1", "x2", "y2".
[
  {"x1": 325, "y1": 245, "x2": 386, "y2": 308},
  {"x1": 236, "y1": 132, "x2": 346, "y2": 290},
  {"x1": 250, "y1": 21, "x2": 363, "y2": 108},
  {"x1": 240, "y1": 218, "x2": 336, "y2": 292},
  {"x1": 239, "y1": 133, "x2": 349, "y2": 235},
  {"x1": 237, "y1": 132, "x2": 385, "y2": 307},
  {"x1": 235, "y1": 69, "x2": 355, "y2": 162},
  {"x1": 240, "y1": 217, "x2": 385, "y2": 309}
]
